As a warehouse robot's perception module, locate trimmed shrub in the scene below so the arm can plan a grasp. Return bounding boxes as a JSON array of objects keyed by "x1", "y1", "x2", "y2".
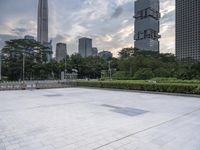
[{"x1": 77, "y1": 80, "x2": 200, "y2": 95}]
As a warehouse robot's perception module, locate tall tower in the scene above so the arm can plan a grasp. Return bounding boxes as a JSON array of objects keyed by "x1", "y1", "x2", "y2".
[
  {"x1": 37, "y1": 0, "x2": 48, "y2": 44},
  {"x1": 176, "y1": 0, "x2": 200, "y2": 61},
  {"x1": 37, "y1": 0, "x2": 52, "y2": 62},
  {"x1": 134, "y1": 0, "x2": 161, "y2": 52},
  {"x1": 78, "y1": 37, "x2": 93, "y2": 57},
  {"x1": 56, "y1": 43, "x2": 67, "y2": 62}
]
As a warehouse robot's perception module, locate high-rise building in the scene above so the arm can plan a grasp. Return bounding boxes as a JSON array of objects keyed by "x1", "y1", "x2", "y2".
[
  {"x1": 37, "y1": 0, "x2": 52, "y2": 62},
  {"x1": 98, "y1": 51, "x2": 113, "y2": 60},
  {"x1": 134, "y1": 0, "x2": 161, "y2": 52},
  {"x1": 78, "y1": 37, "x2": 92, "y2": 57},
  {"x1": 24, "y1": 35, "x2": 34, "y2": 40},
  {"x1": 56, "y1": 43, "x2": 67, "y2": 61},
  {"x1": 37, "y1": 0, "x2": 48, "y2": 44},
  {"x1": 176, "y1": 0, "x2": 200, "y2": 61},
  {"x1": 92, "y1": 47, "x2": 98, "y2": 57}
]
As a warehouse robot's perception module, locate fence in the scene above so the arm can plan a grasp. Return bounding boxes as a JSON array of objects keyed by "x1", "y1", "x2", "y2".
[{"x1": 0, "y1": 80, "x2": 77, "y2": 91}]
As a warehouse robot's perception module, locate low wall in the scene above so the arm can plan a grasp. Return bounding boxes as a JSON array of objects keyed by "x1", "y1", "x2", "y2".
[{"x1": 0, "y1": 80, "x2": 77, "y2": 91}]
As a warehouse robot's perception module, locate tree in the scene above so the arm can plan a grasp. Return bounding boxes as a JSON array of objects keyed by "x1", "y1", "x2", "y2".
[
  {"x1": 2, "y1": 39, "x2": 49, "y2": 80},
  {"x1": 134, "y1": 68, "x2": 154, "y2": 80},
  {"x1": 119, "y1": 47, "x2": 139, "y2": 59}
]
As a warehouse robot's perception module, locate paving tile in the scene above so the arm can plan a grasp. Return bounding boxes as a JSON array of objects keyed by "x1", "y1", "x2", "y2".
[{"x1": 0, "y1": 88, "x2": 200, "y2": 150}]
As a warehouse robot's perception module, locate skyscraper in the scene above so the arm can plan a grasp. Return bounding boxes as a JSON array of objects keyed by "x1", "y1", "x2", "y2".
[
  {"x1": 37, "y1": 0, "x2": 48, "y2": 44},
  {"x1": 98, "y1": 51, "x2": 113, "y2": 60},
  {"x1": 37, "y1": 0, "x2": 52, "y2": 62},
  {"x1": 56, "y1": 43, "x2": 67, "y2": 62},
  {"x1": 24, "y1": 35, "x2": 34, "y2": 40},
  {"x1": 92, "y1": 47, "x2": 98, "y2": 57},
  {"x1": 134, "y1": 0, "x2": 160, "y2": 52},
  {"x1": 78, "y1": 37, "x2": 93, "y2": 57},
  {"x1": 176, "y1": 0, "x2": 200, "y2": 61}
]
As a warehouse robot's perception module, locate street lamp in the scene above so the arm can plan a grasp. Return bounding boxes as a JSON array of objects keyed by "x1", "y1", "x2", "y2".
[
  {"x1": 108, "y1": 61, "x2": 112, "y2": 80},
  {"x1": 0, "y1": 49, "x2": 2, "y2": 81},
  {"x1": 64, "y1": 48, "x2": 67, "y2": 80},
  {"x1": 64, "y1": 55, "x2": 66, "y2": 76},
  {"x1": 22, "y1": 51, "x2": 25, "y2": 83}
]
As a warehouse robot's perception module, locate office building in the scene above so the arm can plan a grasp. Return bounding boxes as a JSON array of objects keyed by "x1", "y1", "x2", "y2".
[
  {"x1": 78, "y1": 37, "x2": 92, "y2": 57},
  {"x1": 37, "y1": 0, "x2": 48, "y2": 44},
  {"x1": 176, "y1": 0, "x2": 200, "y2": 61},
  {"x1": 98, "y1": 51, "x2": 113, "y2": 60},
  {"x1": 134, "y1": 0, "x2": 161, "y2": 52},
  {"x1": 56, "y1": 43, "x2": 67, "y2": 61},
  {"x1": 24, "y1": 35, "x2": 34, "y2": 40},
  {"x1": 37, "y1": 0, "x2": 52, "y2": 61},
  {"x1": 92, "y1": 47, "x2": 98, "y2": 57}
]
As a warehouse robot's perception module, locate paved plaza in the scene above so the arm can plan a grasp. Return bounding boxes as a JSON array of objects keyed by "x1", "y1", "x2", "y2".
[{"x1": 0, "y1": 88, "x2": 200, "y2": 150}]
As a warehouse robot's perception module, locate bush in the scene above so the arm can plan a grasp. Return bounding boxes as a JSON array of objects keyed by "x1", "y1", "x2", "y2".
[
  {"x1": 151, "y1": 77, "x2": 200, "y2": 84},
  {"x1": 77, "y1": 80, "x2": 200, "y2": 95},
  {"x1": 134, "y1": 68, "x2": 154, "y2": 80},
  {"x1": 153, "y1": 68, "x2": 171, "y2": 77},
  {"x1": 112, "y1": 71, "x2": 132, "y2": 80}
]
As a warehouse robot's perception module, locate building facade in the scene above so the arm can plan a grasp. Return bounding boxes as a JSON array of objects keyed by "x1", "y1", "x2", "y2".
[
  {"x1": 56, "y1": 43, "x2": 67, "y2": 61},
  {"x1": 37, "y1": 0, "x2": 52, "y2": 62},
  {"x1": 78, "y1": 37, "x2": 93, "y2": 57},
  {"x1": 98, "y1": 51, "x2": 113, "y2": 60},
  {"x1": 176, "y1": 0, "x2": 200, "y2": 61},
  {"x1": 134, "y1": 0, "x2": 160, "y2": 52},
  {"x1": 37, "y1": 0, "x2": 48, "y2": 44},
  {"x1": 24, "y1": 35, "x2": 34, "y2": 40},
  {"x1": 92, "y1": 47, "x2": 98, "y2": 57}
]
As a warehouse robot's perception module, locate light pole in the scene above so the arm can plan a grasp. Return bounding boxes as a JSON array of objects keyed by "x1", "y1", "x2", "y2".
[
  {"x1": 0, "y1": 49, "x2": 2, "y2": 81},
  {"x1": 64, "y1": 55, "x2": 66, "y2": 76},
  {"x1": 22, "y1": 51, "x2": 25, "y2": 83},
  {"x1": 64, "y1": 49, "x2": 67, "y2": 80},
  {"x1": 108, "y1": 61, "x2": 112, "y2": 80}
]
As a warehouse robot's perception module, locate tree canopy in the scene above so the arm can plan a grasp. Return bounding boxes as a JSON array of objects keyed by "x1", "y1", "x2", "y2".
[{"x1": 1, "y1": 40, "x2": 200, "y2": 81}]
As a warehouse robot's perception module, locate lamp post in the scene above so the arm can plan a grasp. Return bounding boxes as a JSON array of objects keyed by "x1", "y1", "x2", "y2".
[
  {"x1": 108, "y1": 61, "x2": 112, "y2": 80},
  {"x1": 64, "y1": 55, "x2": 66, "y2": 76},
  {"x1": 22, "y1": 52, "x2": 25, "y2": 83},
  {"x1": 64, "y1": 48, "x2": 67, "y2": 80},
  {"x1": 0, "y1": 49, "x2": 2, "y2": 81}
]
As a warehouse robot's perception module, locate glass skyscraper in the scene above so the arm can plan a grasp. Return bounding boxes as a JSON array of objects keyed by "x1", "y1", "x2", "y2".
[
  {"x1": 176, "y1": 0, "x2": 200, "y2": 61},
  {"x1": 134, "y1": 0, "x2": 161, "y2": 52}
]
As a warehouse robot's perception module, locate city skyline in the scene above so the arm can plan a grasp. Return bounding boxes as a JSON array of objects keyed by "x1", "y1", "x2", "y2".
[{"x1": 0, "y1": 0, "x2": 175, "y2": 57}]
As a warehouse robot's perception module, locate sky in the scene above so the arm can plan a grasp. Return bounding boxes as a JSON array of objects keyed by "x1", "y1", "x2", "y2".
[{"x1": 0, "y1": 0, "x2": 175, "y2": 57}]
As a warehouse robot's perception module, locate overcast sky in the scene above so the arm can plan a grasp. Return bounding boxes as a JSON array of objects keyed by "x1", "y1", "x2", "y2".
[{"x1": 0, "y1": 0, "x2": 175, "y2": 56}]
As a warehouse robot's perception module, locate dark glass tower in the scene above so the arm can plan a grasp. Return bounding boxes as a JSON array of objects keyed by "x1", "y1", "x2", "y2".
[
  {"x1": 176, "y1": 0, "x2": 200, "y2": 61},
  {"x1": 78, "y1": 37, "x2": 93, "y2": 57},
  {"x1": 134, "y1": 0, "x2": 161, "y2": 52}
]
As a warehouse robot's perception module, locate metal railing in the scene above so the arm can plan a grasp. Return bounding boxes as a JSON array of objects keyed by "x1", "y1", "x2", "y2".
[{"x1": 0, "y1": 80, "x2": 77, "y2": 91}]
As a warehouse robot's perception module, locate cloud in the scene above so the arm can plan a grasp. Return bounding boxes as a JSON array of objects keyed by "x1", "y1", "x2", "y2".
[
  {"x1": 0, "y1": 0, "x2": 175, "y2": 57},
  {"x1": 111, "y1": 6, "x2": 123, "y2": 19}
]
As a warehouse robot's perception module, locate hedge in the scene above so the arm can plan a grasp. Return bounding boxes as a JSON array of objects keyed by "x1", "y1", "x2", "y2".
[{"x1": 77, "y1": 80, "x2": 200, "y2": 95}]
